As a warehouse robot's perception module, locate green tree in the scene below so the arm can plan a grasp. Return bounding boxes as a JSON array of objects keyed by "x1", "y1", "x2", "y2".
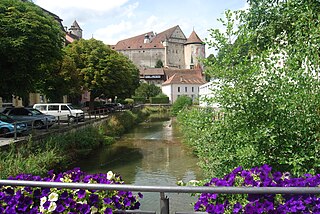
[
  {"x1": 185, "y1": 0, "x2": 320, "y2": 177},
  {"x1": 134, "y1": 83, "x2": 162, "y2": 99},
  {"x1": 65, "y1": 38, "x2": 140, "y2": 106},
  {"x1": 155, "y1": 59, "x2": 163, "y2": 68},
  {"x1": 38, "y1": 53, "x2": 82, "y2": 103},
  {"x1": 171, "y1": 95, "x2": 192, "y2": 116},
  {"x1": 0, "y1": 0, "x2": 64, "y2": 100}
]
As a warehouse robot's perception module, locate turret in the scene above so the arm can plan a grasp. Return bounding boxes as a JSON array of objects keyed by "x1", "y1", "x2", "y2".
[
  {"x1": 69, "y1": 20, "x2": 82, "y2": 39},
  {"x1": 184, "y1": 30, "x2": 205, "y2": 69}
]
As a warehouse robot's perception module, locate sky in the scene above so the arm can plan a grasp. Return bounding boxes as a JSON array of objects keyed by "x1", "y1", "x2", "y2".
[{"x1": 33, "y1": 0, "x2": 248, "y2": 55}]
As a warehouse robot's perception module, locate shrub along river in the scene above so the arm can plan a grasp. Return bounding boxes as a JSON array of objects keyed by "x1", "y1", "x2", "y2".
[{"x1": 72, "y1": 115, "x2": 204, "y2": 213}]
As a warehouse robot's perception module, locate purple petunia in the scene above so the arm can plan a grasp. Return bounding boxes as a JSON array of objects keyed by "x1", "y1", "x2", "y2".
[
  {"x1": 194, "y1": 164, "x2": 320, "y2": 213},
  {"x1": 0, "y1": 168, "x2": 142, "y2": 213}
]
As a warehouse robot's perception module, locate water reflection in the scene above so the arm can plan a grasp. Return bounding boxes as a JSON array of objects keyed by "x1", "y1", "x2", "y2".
[{"x1": 73, "y1": 116, "x2": 203, "y2": 213}]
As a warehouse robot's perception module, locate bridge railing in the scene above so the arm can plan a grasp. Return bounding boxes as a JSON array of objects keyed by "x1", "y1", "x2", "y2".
[{"x1": 1, "y1": 179, "x2": 320, "y2": 214}]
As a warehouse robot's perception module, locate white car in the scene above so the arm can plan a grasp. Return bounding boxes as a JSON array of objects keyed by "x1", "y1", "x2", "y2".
[{"x1": 33, "y1": 103, "x2": 84, "y2": 122}]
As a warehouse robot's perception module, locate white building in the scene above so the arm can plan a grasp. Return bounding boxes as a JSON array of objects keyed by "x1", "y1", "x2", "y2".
[
  {"x1": 199, "y1": 79, "x2": 220, "y2": 108},
  {"x1": 162, "y1": 73, "x2": 206, "y2": 104}
]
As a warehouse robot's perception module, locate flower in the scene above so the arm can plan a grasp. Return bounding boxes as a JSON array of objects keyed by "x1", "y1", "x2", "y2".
[
  {"x1": 48, "y1": 201, "x2": 57, "y2": 212},
  {"x1": 0, "y1": 168, "x2": 142, "y2": 213},
  {"x1": 107, "y1": 171, "x2": 114, "y2": 180},
  {"x1": 48, "y1": 192, "x2": 59, "y2": 202},
  {"x1": 40, "y1": 196, "x2": 47, "y2": 206},
  {"x1": 194, "y1": 165, "x2": 320, "y2": 213}
]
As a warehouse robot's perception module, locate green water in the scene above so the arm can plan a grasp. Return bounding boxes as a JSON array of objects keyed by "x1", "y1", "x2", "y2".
[{"x1": 73, "y1": 116, "x2": 204, "y2": 213}]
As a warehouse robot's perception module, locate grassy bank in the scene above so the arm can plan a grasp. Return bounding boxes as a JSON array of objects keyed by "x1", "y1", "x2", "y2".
[{"x1": 0, "y1": 109, "x2": 150, "y2": 178}]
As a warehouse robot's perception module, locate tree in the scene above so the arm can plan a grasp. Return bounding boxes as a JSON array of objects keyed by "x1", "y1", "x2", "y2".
[
  {"x1": 64, "y1": 38, "x2": 140, "y2": 106},
  {"x1": 155, "y1": 59, "x2": 163, "y2": 68},
  {"x1": 134, "y1": 83, "x2": 162, "y2": 99},
  {"x1": 0, "y1": 0, "x2": 64, "y2": 100},
  {"x1": 171, "y1": 95, "x2": 192, "y2": 116},
  {"x1": 38, "y1": 53, "x2": 82, "y2": 103},
  {"x1": 196, "y1": 0, "x2": 320, "y2": 176}
]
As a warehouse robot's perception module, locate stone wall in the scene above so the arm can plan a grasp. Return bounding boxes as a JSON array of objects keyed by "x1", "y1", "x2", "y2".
[{"x1": 119, "y1": 48, "x2": 165, "y2": 68}]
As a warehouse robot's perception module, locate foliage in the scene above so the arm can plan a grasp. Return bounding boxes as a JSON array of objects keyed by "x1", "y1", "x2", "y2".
[
  {"x1": 0, "y1": 169, "x2": 142, "y2": 213},
  {"x1": 0, "y1": 0, "x2": 64, "y2": 99},
  {"x1": 155, "y1": 59, "x2": 163, "y2": 68},
  {"x1": 171, "y1": 95, "x2": 192, "y2": 116},
  {"x1": 150, "y1": 96, "x2": 169, "y2": 104},
  {"x1": 40, "y1": 53, "x2": 82, "y2": 102},
  {"x1": 195, "y1": 165, "x2": 320, "y2": 213},
  {"x1": 195, "y1": 1, "x2": 320, "y2": 176},
  {"x1": 124, "y1": 98, "x2": 134, "y2": 105},
  {"x1": 132, "y1": 97, "x2": 146, "y2": 104},
  {"x1": 0, "y1": 126, "x2": 106, "y2": 178},
  {"x1": 64, "y1": 38, "x2": 140, "y2": 103},
  {"x1": 134, "y1": 83, "x2": 162, "y2": 99}
]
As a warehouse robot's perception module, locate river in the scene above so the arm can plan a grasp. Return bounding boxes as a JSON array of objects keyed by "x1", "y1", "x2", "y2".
[{"x1": 73, "y1": 116, "x2": 204, "y2": 213}]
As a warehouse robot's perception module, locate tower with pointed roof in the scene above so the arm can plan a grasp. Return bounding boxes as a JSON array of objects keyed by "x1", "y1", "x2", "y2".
[
  {"x1": 184, "y1": 30, "x2": 205, "y2": 69},
  {"x1": 69, "y1": 20, "x2": 82, "y2": 39}
]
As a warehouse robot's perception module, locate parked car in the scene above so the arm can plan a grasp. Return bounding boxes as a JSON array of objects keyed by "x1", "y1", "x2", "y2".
[
  {"x1": 2, "y1": 107, "x2": 56, "y2": 129},
  {"x1": 0, "y1": 113, "x2": 29, "y2": 137},
  {"x1": 33, "y1": 103, "x2": 84, "y2": 122}
]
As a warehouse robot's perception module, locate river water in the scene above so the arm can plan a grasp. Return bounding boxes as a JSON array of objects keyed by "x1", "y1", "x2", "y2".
[{"x1": 73, "y1": 116, "x2": 204, "y2": 213}]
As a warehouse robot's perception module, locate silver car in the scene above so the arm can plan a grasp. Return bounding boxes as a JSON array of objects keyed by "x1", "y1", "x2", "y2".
[{"x1": 2, "y1": 107, "x2": 56, "y2": 129}]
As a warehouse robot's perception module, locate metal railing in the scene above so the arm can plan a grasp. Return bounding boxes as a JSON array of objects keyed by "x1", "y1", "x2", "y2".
[{"x1": 0, "y1": 180, "x2": 320, "y2": 214}]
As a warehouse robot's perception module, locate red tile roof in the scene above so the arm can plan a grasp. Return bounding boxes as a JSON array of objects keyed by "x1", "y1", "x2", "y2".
[
  {"x1": 162, "y1": 73, "x2": 206, "y2": 85},
  {"x1": 164, "y1": 68, "x2": 203, "y2": 79},
  {"x1": 139, "y1": 68, "x2": 165, "y2": 75},
  {"x1": 113, "y1": 25, "x2": 181, "y2": 50},
  {"x1": 185, "y1": 30, "x2": 203, "y2": 44}
]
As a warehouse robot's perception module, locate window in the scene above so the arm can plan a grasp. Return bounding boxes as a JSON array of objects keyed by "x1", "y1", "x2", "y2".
[
  {"x1": 192, "y1": 87, "x2": 194, "y2": 92},
  {"x1": 61, "y1": 105, "x2": 69, "y2": 111},
  {"x1": 178, "y1": 87, "x2": 180, "y2": 92},
  {"x1": 48, "y1": 105, "x2": 59, "y2": 111},
  {"x1": 185, "y1": 87, "x2": 187, "y2": 92}
]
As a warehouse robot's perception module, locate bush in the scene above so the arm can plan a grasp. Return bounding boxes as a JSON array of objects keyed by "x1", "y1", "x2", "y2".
[
  {"x1": 171, "y1": 95, "x2": 192, "y2": 116},
  {"x1": 132, "y1": 97, "x2": 145, "y2": 104},
  {"x1": 150, "y1": 96, "x2": 169, "y2": 104}
]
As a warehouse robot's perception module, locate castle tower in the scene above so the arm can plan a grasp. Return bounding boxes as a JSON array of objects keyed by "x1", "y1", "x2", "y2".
[
  {"x1": 69, "y1": 20, "x2": 82, "y2": 39},
  {"x1": 184, "y1": 30, "x2": 205, "y2": 69}
]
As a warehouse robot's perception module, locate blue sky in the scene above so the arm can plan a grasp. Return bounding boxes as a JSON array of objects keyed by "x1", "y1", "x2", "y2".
[{"x1": 34, "y1": 0, "x2": 248, "y2": 55}]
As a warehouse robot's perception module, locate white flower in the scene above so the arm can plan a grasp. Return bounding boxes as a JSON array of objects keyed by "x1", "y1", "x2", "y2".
[
  {"x1": 107, "y1": 171, "x2": 114, "y2": 180},
  {"x1": 48, "y1": 201, "x2": 57, "y2": 212},
  {"x1": 40, "y1": 196, "x2": 47, "y2": 206},
  {"x1": 48, "y1": 192, "x2": 59, "y2": 202},
  {"x1": 91, "y1": 206, "x2": 98, "y2": 214},
  {"x1": 40, "y1": 205, "x2": 45, "y2": 213}
]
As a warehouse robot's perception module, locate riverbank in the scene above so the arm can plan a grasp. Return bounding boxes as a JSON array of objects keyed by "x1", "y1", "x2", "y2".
[{"x1": 0, "y1": 109, "x2": 150, "y2": 179}]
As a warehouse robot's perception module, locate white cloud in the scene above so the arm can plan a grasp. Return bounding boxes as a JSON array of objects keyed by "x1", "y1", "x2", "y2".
[
  {"x1": 94, "y1": 21, "x2": 134, "y2": 45},
  {"x1": 122, "y1": 2, "x2": 139, "y2": 18},
  {"x1": 35, "y1": 0, "x2": 130, "y2": 12}
]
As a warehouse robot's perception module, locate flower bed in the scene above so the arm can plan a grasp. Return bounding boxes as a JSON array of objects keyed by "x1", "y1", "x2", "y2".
[
  {"x1": 195, "y1": 165, "x2": 320, "y2": 213},
  {"x1": 0, "y1": 168, "x2": 142, "y2": 213}
]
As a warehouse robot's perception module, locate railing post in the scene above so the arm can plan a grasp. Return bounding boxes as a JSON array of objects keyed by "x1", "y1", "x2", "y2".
[
  {"x1": 14, "y1": 122, "x2": 17, "y2": 140},
  {"x1": 160, "y1": 192, "x2": 169, "y2": 214}
]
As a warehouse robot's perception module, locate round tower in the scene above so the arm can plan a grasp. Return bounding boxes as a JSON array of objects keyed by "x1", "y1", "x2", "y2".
[
  {"x1": 184, "y1": 30, "x2": 205, "y2": 69},
  {"x1": 69, "y1": 20, "x2": 83, "y2": 39}
]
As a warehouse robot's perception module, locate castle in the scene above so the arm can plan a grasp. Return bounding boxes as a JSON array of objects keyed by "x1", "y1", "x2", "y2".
[{"x1": 111, "y1": 25, "x2": 205, "y2": 70}]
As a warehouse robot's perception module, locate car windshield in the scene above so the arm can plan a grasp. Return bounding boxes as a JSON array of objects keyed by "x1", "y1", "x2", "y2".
[
  {"x1": 0, "y1": 113, "x2": 14, "y2": 123},
  {"x1": 67, "y1": 105, "x2": 75, "y2": 110},
  {"x1": 28, "y1": 108, "x2": 43, "y2": 115}
]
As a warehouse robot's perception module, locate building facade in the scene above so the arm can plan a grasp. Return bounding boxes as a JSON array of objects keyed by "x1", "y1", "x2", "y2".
[{"x1": 112, "y1": 25, "x2": 205, "y2": 70}]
